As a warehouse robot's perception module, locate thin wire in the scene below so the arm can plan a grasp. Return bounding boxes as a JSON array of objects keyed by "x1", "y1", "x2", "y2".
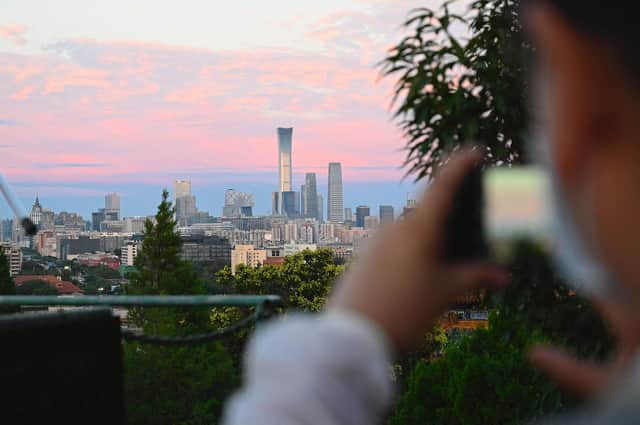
[{"x1": 121, "y1": 310, "x2": 261, "y2": 346}]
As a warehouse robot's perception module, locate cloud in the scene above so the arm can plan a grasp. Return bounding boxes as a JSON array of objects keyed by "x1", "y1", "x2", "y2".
[
  {"x1": 35, "y1": 162, "x2": 108, "y2": 169},
  {"x1": 0, "y1": 23, "x2": 27, "y2": 46},
  {"x1": 0, "y1": 119, "x2": 21, "y2": 126}
]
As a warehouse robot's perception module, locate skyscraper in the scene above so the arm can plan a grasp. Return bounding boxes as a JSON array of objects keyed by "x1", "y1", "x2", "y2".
[
  {"x1": 327, "y1": 162, "x2": 344, "y2": 222},
  {"x1": 105, "y1": 193, "x2": 120, "y2": 211},
  {"x1": 173, "y1": 179, "x2": 192, "y2": 201},
  {"x1": 379, "y1": 205, "x2": 395, "y2": 226},
  {"x1": 223, "y1": 189, "x2": 255, "y2": 217},
  {"x1": 344, "y1": 208, "x2": 353, "y2": 223},
  {"x1": 355, "y1": 205, "x2": 370, "y2": 228},
  {"x1": 277, "y1": 127, "x2": 293, "y2": 215},
  {"x1": 304, "y1": 173, "x2": 318, "y2": 220},
  {"x1": 317, "y1": 194, "x2": 324, "y2": 223},
  {"x1": 300, "y1": 184, "x2": 306, "y2": 217}
]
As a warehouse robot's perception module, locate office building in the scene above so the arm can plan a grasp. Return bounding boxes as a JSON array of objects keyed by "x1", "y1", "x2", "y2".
[
  {"x1": 231, "y1": 245, "x2": 267, "y2": 274},
  {"x1": 327, "y1": 162, "x2": 344, "y2": 222},
  {"x1": 283, "y1": 242, "x2": 317, "y2": 256},
  {"x1": 300, "y1": 184, "x2": 306, "y2": 217},
  {"x1": 121, "y1": 241, "x2": 139, "y2": 266},
  {"x1": 317, "y1": 194, "x2": 323, "y2": 223},
  {"x1": 304, "y1": 173, "x2": 318, "y2": 219},
  {"x1": 277, "y1": 128, "x2": 293, "y2": 194},
  {"x1": 29, "y1": 196, "x2": 43, "y2": 225},
  {"x1": 364, "y1": 215, "x2": 379, "y2": 230},
  {"x1": 223, "y1": 189, "x2": 255, "y2": 217},
  {"x1": 403, "y1": 194, "x2": 418, "y2": 217},
  {"x1": 344, "y1": 208, "x2": 353, "y2": 223},
  {"x1": 180, "y1": 235, "x2": 231, "y2": 264},
  {"x1": 355, "y1": 206, "x2": 370, "y2": 228},
  {"x1": 174, "y1": 179, "x2": 192, "y2": 201},
  {"x1": 105, "y1": 193, "x2": 120, "y2": 211},
  {"x1": 281, "y1": 191, "x2": 300, "y2": 218},
  {"x1": 175, "y1": 195, "x2": 197, "y2": 223},
  {"x1": 380, "y1": 205, "x2": 395, "y2": 226},
  {"x1": 1, "y1": 242, "x2": 22, "y2": 276}
]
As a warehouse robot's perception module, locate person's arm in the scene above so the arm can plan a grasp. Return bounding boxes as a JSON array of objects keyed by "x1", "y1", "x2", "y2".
[
  {"x1": 223, "y1": 151, "x2": 508, "y2": 425},
  {"x1": 223, "y1": 312, "x2": 393, "y2": 425}
]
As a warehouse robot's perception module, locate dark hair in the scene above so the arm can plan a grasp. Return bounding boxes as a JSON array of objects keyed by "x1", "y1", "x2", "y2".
[{"x1": 525, "y1": 1, "x2": 639, "y2": 78}]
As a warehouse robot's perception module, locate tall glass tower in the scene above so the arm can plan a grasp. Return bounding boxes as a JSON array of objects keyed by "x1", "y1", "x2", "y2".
[
  {"x1": 327, "y1": 162, "x2": 344, "y2": 222},
  {"x1": 277, "y1": 127, "x2": 293, "y2": 215},
  {"x1": 304, "y1": 173, "x2": 318, "y2": 219}
]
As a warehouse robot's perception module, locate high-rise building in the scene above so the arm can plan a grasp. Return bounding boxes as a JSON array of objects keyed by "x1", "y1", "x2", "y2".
[
  {"x1": 300, "y1": 184, "x2": 306, "y2": 217},
  {"x1": 355, "y1": 205, "x2": 370, "y2": 228},
  {"x1": 327, "y1": 163, "x2": 344, "y2": 222},
  {"x1": 317, "y1": 194, "x2": 324, "y2": 223},
  {"x1": 175, "y1": 195, "x2": 197, "y2": 225},
  {"x1": 29, "y1": 196, "x2": 43, "y2": 225},
  {"x1": 379, "y1": 205, "x2": 395, "y2": 226},
  {"x1": 304, "y1": 173, "x2": 318, "y2": 220},
  {"x1": 223, "y1": 189, "x2": 255, "y2": 217},
  {"x1": 344, "y1": 208, "x2": 353, "y2": 223},
  {"x1": 173, "y1": 179, "x2": 192, "y2": 201},
  {"x1": 277, "y1": 128, "x2": 293, "y2": 194},
  {"x1": 281, "y1": 191, "x2": 300, "y2": 218},
  {"x1": 403, "y1": 193, "x2": 418, "y2": 217},
  {"x1": 105, "y1": 193, "x2": 120, "y2": 211}
]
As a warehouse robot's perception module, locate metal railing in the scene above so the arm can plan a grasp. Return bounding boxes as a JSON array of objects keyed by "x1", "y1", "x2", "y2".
[{"x1": 0, "y1": 295, "x2": 281, "y2": 345}]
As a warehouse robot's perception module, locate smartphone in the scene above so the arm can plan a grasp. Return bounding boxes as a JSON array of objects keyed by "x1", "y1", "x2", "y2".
[{"x1": 445, "y1": 166, "x2": 550, "y2": 262}]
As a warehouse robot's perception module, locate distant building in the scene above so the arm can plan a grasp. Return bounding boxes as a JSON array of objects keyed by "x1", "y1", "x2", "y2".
[
  {"x1": 180, "y1": 235, "x2": 231, "y2": 264},
  {"x1": 58, "y1": 236, "x2": 102, "y2": 260},
  {"x1": 403, "y1": 194, "x2": 418, "y2": 217},
  {"x1": 123, "y1": 217, "x2": 147, "y2": 234},
  {"x1": 278, "y1": 128, "x2": 293, "y2": 193},
  {"x1": 355, "y1": 206, "x2": 370, "y2": 228},
  {"x1": 1, "y1": 242, "x2": 22, "y2": 276},
  {"x1": 36, "y1": 230, "x2": 57, "y2": 258},
  {"x1": 223, "y1": 189, "x2": 255, "y2": 217},
  {"x1": 304, "y1": 173, "x2": 319, "y2": 220},
  {"x1": 173, "y1": 179, "x2": 192, "y2": 201},
  {"x1": 29, "y1": 196, "x2": 43, "y2": 225},
  {"x1": 15, "y1": 275, "x2": 83, "y2": 295},
  {"x1": 121, "y1": 241, "x2": 139, "y2": 266},
  {"x1": 281, "y1": 191, "x2": 300, "y2": 218},
  {"x1": 300, "y1": 184, "x2": 306, "y2": 217},
  {"x1": 105, "y1": 193, "x2": 120, "y2": 212},
  {"x1": 100, "y1": 220, "x2": 125, "y2": 233},
  {"x1": 175, "y1": 195, "x2": 197, "y2": 225},
  {"x1": 263, "y1": 256, "x2": 285, "y2": 267},
  {"x1": 231, "y1": 244, "x2": 267, "y2": 274},
  {"x1": 328, "y1": 163, "x2": 344, "y2": 222},
  {"x1": 317, "y1": 194, "x2": 324, "y2": 223},
  {"x1": 344, "y1": 208, "x2": 353, "y2": 223},
  {"x1": 364, "y1": 216, "x2": 379, "y2": 230},
  {"x1": 283, "y1": 242, "x2": 317, "y2": 256},
  {"x1": 379, "y1": 205, "x2": 395, "y2": 226}
]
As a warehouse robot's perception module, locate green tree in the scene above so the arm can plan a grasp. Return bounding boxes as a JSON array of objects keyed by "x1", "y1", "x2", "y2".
[
  {"x1": 389, "y1": 241, "x2": 612, "y2": 424},
  {"x1": 123, "y1": 190, "x2": 237, "y2": 425},
  {"x1": 0, "y1": 249, "x2": 18, "y2": 314},
  {"x1": 381, "y1": 0, "x2": 529, "y2": 179}
]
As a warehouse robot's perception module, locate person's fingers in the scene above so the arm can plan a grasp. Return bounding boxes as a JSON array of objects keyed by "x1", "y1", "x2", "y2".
[
  {"x1": 446, "y1": 263, "x2": 510, "y2": 297},
  {"x1": 529, "y1": 345, "x2": 610, "y2": 399},
  {"x1": 414, "y1": 149, "x2": 482, "y2": 236}
]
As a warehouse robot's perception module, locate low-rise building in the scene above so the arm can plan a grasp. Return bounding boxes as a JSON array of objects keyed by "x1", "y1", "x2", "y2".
[
  {"x1": 283, "y1": 242, "x2": 317, "y2": 257},
  {"x1": 181, "y1": 235, "x2": 231, "y2": 264},
  {"x1": 231, "y1": 244, "x2": 267, "y2": 274}
]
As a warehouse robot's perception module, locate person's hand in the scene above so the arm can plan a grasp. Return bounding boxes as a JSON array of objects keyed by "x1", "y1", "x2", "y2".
[
  {"x1": 530, "y1": 296, "x2": 640, "y2": 399},
  {"x1": 329, "y1": 150, "x2": 509, "y2": 353}
]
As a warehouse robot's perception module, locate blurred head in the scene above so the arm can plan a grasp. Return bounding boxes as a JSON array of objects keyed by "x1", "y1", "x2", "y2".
[{"x1": 523, "y1": 1, "x2": 640, "y2": 300}]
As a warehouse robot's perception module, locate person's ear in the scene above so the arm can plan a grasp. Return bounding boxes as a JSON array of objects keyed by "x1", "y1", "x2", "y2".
[{"x1": 526, "y1": 4, "x2": 622, "y2": 189}]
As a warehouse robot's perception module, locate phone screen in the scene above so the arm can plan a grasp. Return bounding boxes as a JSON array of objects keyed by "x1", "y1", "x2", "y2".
[{"x1": 484, "y1": 166, "x2": 551, "y2": 244}]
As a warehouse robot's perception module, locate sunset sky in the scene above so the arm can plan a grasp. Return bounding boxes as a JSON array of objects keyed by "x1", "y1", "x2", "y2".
[{"x1": 0, "y1": 0, "x2": 431, "y2": 218}]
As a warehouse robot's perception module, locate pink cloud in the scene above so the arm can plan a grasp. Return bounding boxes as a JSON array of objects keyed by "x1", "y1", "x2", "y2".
[{"x1": 0, "y1": 23, "x2": 27, "y2": 46}]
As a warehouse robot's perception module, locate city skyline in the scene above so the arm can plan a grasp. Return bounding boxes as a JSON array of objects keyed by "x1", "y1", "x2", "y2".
[{"x1": 0, "y1": 0, "x2": 423, "y2": 218}]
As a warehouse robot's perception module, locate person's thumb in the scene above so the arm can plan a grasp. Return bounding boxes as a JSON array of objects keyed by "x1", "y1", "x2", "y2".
[{"x1": 529, "y1": 345, "x2": 610, "y2": 399}]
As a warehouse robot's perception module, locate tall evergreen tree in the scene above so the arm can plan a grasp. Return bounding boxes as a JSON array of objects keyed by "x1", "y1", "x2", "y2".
[{"x1": 123, "y1": 190, "x2": 237, "y2": 425}]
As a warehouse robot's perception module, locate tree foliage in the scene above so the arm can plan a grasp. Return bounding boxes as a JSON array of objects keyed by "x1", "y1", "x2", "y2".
[
  {"x1": 123, "y1": 190, "x2": 237, "y2": 425},
  {"x1": 389, "y1": 241, "x2": 613, "y2": 425},
  {"x1": 15, "y1": 279, "x2": 59, "y2": 296},
  {"x1": 381, "y1": 0, "x2": 530, "y2": 180}
]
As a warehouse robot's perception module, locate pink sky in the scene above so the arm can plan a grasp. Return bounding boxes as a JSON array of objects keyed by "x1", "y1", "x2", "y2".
[{"x1": 0, "y1": 1, "x2": 437, "y2": 215}]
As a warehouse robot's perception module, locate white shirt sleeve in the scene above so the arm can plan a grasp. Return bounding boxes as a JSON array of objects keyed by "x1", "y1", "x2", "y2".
[{"x1": 222, "y1": 311, "x2": 395, "y2": 425}]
